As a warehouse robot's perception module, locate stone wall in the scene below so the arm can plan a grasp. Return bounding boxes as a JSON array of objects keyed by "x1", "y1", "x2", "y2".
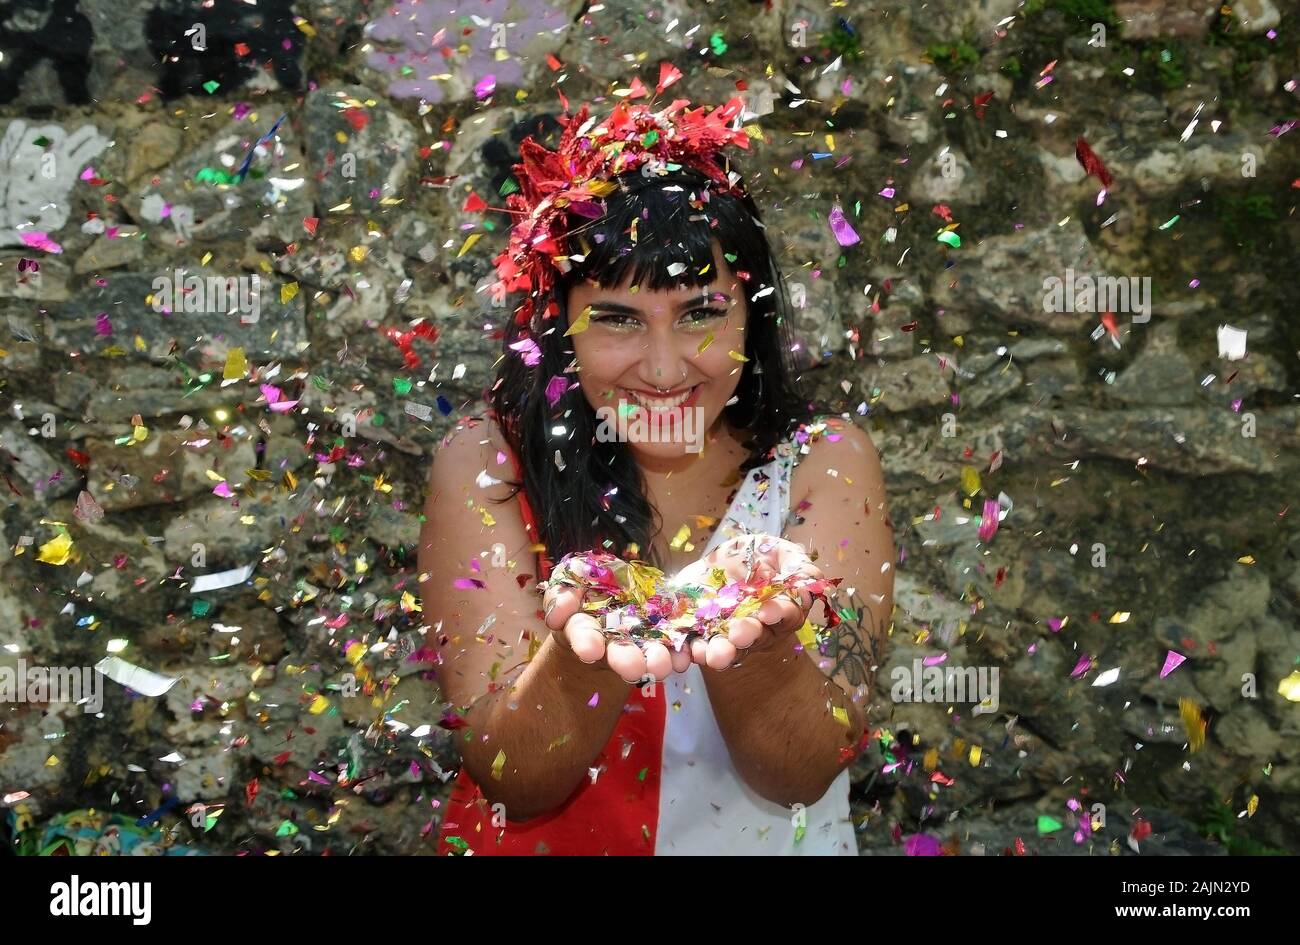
[{"x1": 1, "y1": 0, "x2": 1296, "y2": 854}]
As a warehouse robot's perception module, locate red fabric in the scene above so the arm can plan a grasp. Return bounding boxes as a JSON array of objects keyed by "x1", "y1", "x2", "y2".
[{"x1": 435, "y1": 415, "x2": 666, "y2": 855}]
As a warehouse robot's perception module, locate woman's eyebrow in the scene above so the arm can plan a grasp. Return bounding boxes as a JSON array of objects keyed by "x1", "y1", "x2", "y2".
[{"x1": 587, "y1": 292, "x2": 732, "y2": 314}]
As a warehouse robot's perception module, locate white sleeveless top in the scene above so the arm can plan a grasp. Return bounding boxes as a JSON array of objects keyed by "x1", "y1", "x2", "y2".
[{"x1": 654, "y1": 435, "x2": 859, "y2": 855}]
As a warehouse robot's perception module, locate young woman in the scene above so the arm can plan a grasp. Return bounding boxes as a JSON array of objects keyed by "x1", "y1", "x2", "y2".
[{"x1": 418, "y1": 96, "x2": 894, "y2": 855}]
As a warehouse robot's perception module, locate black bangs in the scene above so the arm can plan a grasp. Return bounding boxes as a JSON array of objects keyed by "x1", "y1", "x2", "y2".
[{"x1": 566, "y1": 176, "x2": 728, "y2": 293}]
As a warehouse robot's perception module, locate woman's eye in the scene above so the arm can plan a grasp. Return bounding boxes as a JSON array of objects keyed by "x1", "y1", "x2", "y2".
[
  {"x1": 592, "y1": 313, "x2": 639, "y2": 328},
  {"x1": 682, "y1": 307, "x2": 725, "y2": 324}
]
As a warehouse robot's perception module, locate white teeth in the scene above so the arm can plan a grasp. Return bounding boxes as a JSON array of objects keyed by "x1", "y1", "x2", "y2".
[{"x1": 626, "y1": 387, "x2": 693, "y2": 412}]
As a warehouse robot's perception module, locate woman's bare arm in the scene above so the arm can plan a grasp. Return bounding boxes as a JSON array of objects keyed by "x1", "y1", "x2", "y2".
[{"x1": 418, "y1": 419, "x2": 632, "y2": 821}]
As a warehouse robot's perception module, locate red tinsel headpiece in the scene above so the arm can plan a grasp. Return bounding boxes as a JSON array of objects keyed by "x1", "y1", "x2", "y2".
[{"x1": 489, "y1": 93, "x2": 753, "y2": 328}]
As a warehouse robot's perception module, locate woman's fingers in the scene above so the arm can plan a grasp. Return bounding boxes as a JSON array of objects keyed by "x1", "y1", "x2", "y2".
[
  {"x1": 705, "y1": 634, "x2": 737, "y2": 671},
  {"x1": 689, "y1": 635, "x2": 710, "y2": 666},
  {"x1": 543, "y1": 584, "x2": 585, "y2": 632},
  {"x1": 725, "y1": 616, "x2": 765, "y2": 651},
  {"x1": 669, "y1": 642, "x2": 694, "y2": 674},
  {"x1": 642, "y1": 641, "x2": 673, "y2": 681},
  {"x1": 563, "y1": 613, "x2": 608, "y2": 664},
  {"x1": 757, "y1": 597, "x2": 804, "y2": 633},
  {"x1": 606, "y1": 640, "x2": 648, "y2": 683}
]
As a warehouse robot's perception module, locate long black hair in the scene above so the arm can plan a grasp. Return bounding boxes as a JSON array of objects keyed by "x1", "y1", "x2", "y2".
[{"x1": 487, "y1": 163, "x2": 818, "y2": 568}]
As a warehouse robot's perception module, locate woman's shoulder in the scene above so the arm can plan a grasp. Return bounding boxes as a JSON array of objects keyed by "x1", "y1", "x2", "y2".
[
  {"x1": 428, "y1": 412, "x2": 517, "y2": 497},
  {"x1": 784, "y1": 414, "x2": 880, "y2": 482}
]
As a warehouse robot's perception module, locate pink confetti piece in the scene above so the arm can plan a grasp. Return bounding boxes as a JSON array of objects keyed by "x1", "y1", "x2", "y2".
[
  {"x1": 827, "y1": 203, "x2": 860, "y2": 247},
  {"x1": 904, "y1": 833, "x2": 943, "y2": 856},
  {"x1": 453, "y1": 578, "x2": 486, "y2": 590},
  {"x1": 922, "y1": 653, "x2": 948, "y2": 667},
  {"x1": 1069, "y1": 654, "x2": 1092, "y2": 679},
  {"x1": 80, "y1": 166, "x2": 96, "y2": 181},
  {"x1": 474, "y1": 74, "x2": 497, "y2": 99},
  {"x1": 1048, "y1": 617, "x2": 1065, "y2": 632},
  {"x1": 1159, "y1": 650, "x2": 1186, "y2": 678},
  {"x1": 19, "y1": 231, "x2": 62, "y2": 254},
  {"x1": 212, "y1": 481, "x2": 234, "y2": 498},
  {"x1": 509, "y1": 336, "x2": 542, "y2": 366},
  {"x1": 259, "y1": 383, "x2": 300, "y2": 413},
  {"x1": 978, "y1": 498, "x2": 1000, "y2": 543},
  {"x1": 587, "y1": 691, "x2": 599, "y2": 707}
]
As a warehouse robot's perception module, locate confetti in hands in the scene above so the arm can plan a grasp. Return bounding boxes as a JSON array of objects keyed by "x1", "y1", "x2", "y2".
[{"x1": 541, "y1": 536, "x2": 841, "y2": 681}]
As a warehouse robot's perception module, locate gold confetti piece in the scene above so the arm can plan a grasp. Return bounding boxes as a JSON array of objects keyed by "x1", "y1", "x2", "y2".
[
  {"x1": 223, "y1": 347, "x2": 247, "y2": 380},
  {"x1": 478, "y1": 507, "x2": 495, "y2": 527},
  {"x1": 45, "y1": 755, "x2": 60, "y2": 767},
  {"x1": 1179, "y1": 697, "x2": 1207, "y2": 753},
  {"x1": 281, "y1": 282, "x2": 299, "y2": 304},
  {"x1": 923, "y1": 747, "x2": 939, "y2": 771},
  {"x1": 1108, "y1": 611, "x2": 1130, "y2": 624},
  {"x1": 727, "y1": 349, "x2": 749, "y2": 362},
  {"x1": 37, "y1": 532, "x2": 73, "y2": 566},
  {"x1": 697, "y1": 331, "x2": 714, "y2": 354},
  {"x1": 795, "y1": 619, "x2": 817, "y2": 647},
  {"x1": 969, "y1": 744, "x2": 982, "y2": 766},
  {"x1": 308, "y1": 694, "x2": 330, "y2": 714},
  {"x1": 134, "y1": 335, "x2": 147, "y2": 351},
  {"x1": 1278, "y1": 670, "x2": 1300, "y2": 702},
  {"x1": 669, "y1": 523, "x2": 692, "y2": 551},
  {"x1": 831, "y1": 704, "x2": 849, "y2": 726},
  {"x1": 491, "y1": 749, "x2": 506, "y2": 780},
  {"x1": 564, "y1": 305, "x2": 592, "y2": 336},
  {"x1": 456, "y1": 233, "x2": 482, "y2": 258},
  {"x1": 1247, "y1": 794, "x2": 1259, "y2": 817},
  {"x1": 200, "y1": 252, "x2": 213, "y2": 265},
  {"x1": 1237, "y1": 555, "x2": 1256, "y2": 564},
  {"x1": 960, "y1": 465, "x2": 981, "y2": 496}
]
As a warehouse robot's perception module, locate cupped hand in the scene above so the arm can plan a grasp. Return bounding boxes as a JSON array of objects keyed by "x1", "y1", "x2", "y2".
[
  {"x1": 542, "y1": 576, "x2": 693, "y2": 684},
  {"x1": 680, "y1": 534, "x2": 824, "y2": 671}
]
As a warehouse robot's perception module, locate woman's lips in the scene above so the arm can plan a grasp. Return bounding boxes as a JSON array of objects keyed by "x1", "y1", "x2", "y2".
[{"x1": 622, "y1": 384, "x2": 702, "y2": 412}]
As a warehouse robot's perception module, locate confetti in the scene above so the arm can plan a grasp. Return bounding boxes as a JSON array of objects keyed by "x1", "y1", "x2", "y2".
[{"x1": 827, "y1": 202, "x2": 860, "y2": 247}]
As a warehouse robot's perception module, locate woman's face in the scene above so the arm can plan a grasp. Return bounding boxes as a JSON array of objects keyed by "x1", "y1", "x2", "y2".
[{"x1": 566, "y1": 240, "x2": 749, "y2": 467}]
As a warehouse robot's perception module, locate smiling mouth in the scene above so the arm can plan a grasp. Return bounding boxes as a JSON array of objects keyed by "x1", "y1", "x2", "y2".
[{"x1": 621, "y1": 384, "x2": 702, "y2": 412}]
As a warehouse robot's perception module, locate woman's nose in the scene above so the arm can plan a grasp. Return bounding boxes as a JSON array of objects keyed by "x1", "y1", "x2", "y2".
[{"x1": 640, "y1": 335, "x2": 691, "y2": 388}]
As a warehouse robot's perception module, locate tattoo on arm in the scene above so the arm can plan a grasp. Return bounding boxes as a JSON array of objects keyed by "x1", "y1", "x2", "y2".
[{"x1": 819, "y1": 597, "x2": 886, "y2": 692}]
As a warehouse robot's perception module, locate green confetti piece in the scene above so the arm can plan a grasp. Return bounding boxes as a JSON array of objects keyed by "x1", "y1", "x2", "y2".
[
  {"x1": 1037, "y1": 814, "x2": 1064, "y2": 834},
  {"x1": 445, "y1": 835, "x2": 469, "y2": 853},
  {"x1": 936, "y1": 230, "x2": 962, "y2": 248},
  {"x1": 371, "y1": 412, "x2": 385, "y2": 426},
  {"x1": 311, "y1": 375, "x2": 330, "y2": 391},
  {"x1": 1158, "y1": 214, "x2": 1180, "y2": 230},
  {"x1": 32, "y1": 135, "x2": 51, "y2": 148},
  {"x1": 192, "y1": 599, "x2": 211, "y2": 617},
  {"x1": 637, "y1": 767, "x2": 648, "y2": 782},
  {"x1": 794, "y1": 821, "x2": 806, "y2": 843},
  {"x1": 709, "y1": 31, "x2": 727, "y2": 55},
  {"x1": 202, "y1": 80, "x2": 220, "y2": 94},
  {"x1": 499, "y1": 177, "x2": 519, "y2": 197},
  {"x1": 393, "y1": 377, "x2": 413, "y2": 395},
  {"x1": 274, "y1": 819, "x2": 299, "y2": 837},
  {"x1": 641, "y1": 130, "x2": 660, "y2": 148}
]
